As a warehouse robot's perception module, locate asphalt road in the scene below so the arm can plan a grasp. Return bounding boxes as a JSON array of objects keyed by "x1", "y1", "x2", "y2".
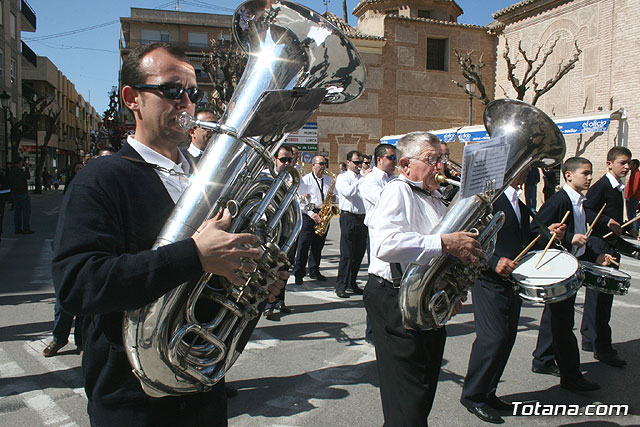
[{"x1": 1, "y1": 189, "x2": 639, "y2": 426}]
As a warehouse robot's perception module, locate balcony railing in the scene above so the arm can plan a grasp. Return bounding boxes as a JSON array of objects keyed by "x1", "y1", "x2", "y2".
[
  {"x1": 21, "y1": 0, "x2": 36, "y2": 31},
  {"x1": 121, "y1": 39, "x2": 233, "y2": 53},
  {"x1": 21, "y1": 41, "x2": 37, "y2": 68}
]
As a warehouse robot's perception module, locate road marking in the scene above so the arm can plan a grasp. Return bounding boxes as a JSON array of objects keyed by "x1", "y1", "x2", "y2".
[
  {"x1": 25, "y1": 339, "x2": 86, "y2": 398},
  {"x1": 43, "y1": 206, "x2": 60, "y2": 216},
  {"x1": 243, "y1": 329, "x2": 279, "y2": 351},
  {"x1": 0, "y1": 348, "x2": 78, "y2": 426}
]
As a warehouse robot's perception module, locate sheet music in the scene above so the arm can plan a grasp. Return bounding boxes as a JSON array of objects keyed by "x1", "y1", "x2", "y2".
[{"x1": 459, "y1": 136, "x2": 509, "y2": 198}]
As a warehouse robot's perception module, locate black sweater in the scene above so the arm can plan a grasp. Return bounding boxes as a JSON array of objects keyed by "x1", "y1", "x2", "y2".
[{"x1": 52, "y1": 143, "x2": 207, "y2": 413}]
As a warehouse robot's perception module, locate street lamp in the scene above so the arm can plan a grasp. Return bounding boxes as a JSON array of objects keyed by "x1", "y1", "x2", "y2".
[
  {"x1": 465, "y1": 80, "x2": 475, "y2": 126},
  {"x1": 0, "y1": 91, "x2": 10, "y2": 167}
]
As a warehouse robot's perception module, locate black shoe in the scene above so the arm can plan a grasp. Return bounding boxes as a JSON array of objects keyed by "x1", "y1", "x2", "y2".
[
  {"x1": 309, "y1": 272, "x2": 327, "y2": 281},
  {"x1": 278, "y1": 304, "x2": 293, "y2": 314},
  {"x1": 488, "y1": 395, "x2": 513, "y2": 411},
  {"x1": 581, "y1": 341, "x2": 593, "y2": 352},
  {"x1": 336, "y1": 291, "x2": 350, "y2": 298},
  {"x1": 532, "y1": 364, "x2": 561, "y2": 377},
  {"x1": 595, "y1": 351, "x2": 627, "y2": 367},
  {"x1": 225, "y1": 384, "x2": 238, "y2": 398},
  {"x1": 561, "y1": 376, "x2": 600, "y2": 392},
  {"x1": 464, "y1": 403, "x2": 504, "y2": 424},
  {"x1": 294, "y1": 276, "x2": 303, "y2": 286},
  {"x1": 263, "y1": 307, "x2": 275, "y2": 317},
  {"x1": 349, "y1": 287, "x2": 364, "y2": 295}
]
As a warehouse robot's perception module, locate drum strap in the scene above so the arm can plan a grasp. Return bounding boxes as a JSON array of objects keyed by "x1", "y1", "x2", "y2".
[{"x1": 525, "y1": 205, "x2": 554, "y2": 241}]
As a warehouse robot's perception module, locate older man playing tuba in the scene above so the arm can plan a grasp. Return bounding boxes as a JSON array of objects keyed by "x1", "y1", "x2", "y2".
[{"x1": 364, "y1": 131, "x2": 483, "y2": 426}]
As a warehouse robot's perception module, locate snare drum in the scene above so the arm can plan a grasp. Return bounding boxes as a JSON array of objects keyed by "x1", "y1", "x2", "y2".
[
  {"x1": 618, "y1": 236, "x2": 640, "y2": 259},
  {"x1": 511, "y1": 249, "x2": 583, "y2": 303},
  {"x1": 581, "y1": 261, "x2": 630, "y2": 295}
]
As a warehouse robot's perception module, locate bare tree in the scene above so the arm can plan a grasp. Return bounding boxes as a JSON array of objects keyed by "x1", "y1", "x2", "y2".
[
  {"x1": 202, "y1": 38, "x2": 248, "y2": 118},
  {"x1": 343, "y1": 0, "x2": 348, "y2": 25},
  {"x1": 452, "y1": 50, "x2": 492, "y2": 106},
  {"x1": 502, "y1": 37, "x2": 582, "y2": 105},
  {"x1": 33, "y1": 108, "x2": 61, "y2": 193}
]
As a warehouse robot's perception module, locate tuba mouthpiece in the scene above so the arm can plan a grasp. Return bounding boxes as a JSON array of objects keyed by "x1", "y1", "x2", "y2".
[{"x1": 176, "y1": 112, "x2": 198, "y2": 130}]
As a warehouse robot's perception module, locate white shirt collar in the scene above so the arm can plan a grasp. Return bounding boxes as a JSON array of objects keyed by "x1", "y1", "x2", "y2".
[
  {"x1": 127, "y1": 135, "x2": 190, "y2": 175},
  {"x1": 187, "y1": 143, "x2": 203, "y2": 158},
  {"x1": 563, "y1": 184, "x2": 585, "y2": 205},
  {"x1": 606, "y1": 171, "x2": 625, "y2": 192},
  {"x1": 373, "y1": 166, "x2": 395, "y2": 180},
  {"x1": 504, "y1": 185, "x2": 521, "y2": 203}
]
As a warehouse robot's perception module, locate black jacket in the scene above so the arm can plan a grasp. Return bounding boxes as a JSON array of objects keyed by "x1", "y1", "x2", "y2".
[
  {"x1": 485, "y1": 192, "x2": 532, "y2": 283},
  {"x1": 52, "y1": 142, "x2": 206, "y2": 412},
  {"x1": 584, "y1": 174, "x2": 624, "y2": 238}
]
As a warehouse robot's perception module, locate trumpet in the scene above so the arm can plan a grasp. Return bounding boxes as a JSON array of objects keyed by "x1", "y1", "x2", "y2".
[
  {"x1": 447, "y1": 159, "x2": 463, "y2": 175},
  {"x1": 435, "y1": 173, "x2": 460, "y2": 187}
]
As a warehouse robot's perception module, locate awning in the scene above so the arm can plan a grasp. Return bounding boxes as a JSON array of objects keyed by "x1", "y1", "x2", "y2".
[{"x1": 381, "y1": 110, "x2": 620, "y2": 146}]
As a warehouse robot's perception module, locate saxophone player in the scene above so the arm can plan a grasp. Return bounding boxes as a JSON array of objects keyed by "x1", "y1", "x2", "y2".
[
  {"x1": 51, "y1": 43, "x2": 286, "y2": 426},
  {"x1": 364, "y1": 132, "x2": 483, "y2": 426},
  {"x1": 293, "y1": 155, "x2": 334, "y2": 285}
]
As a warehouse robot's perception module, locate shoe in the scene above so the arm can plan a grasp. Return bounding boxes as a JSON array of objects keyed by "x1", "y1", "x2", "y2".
[
  {"x1": 594, "y1": 351, "x2": 627, "y2": 367},
  {"x1": 336, "y1": 291, "x2": 350, "y2": 298},
  {"x1": 76, "y1": 346, "x2": 83, "y2": 355},
  {"x1": 42, "y1": 341, "x2": 67, "y2": 357},
  {"x1": 263, "y1": 307, "x2": 275, "y2": 318},
  {"x1": 225, "y1": 384, "x2": 238, "y2": 398},
  {"x1": 294, "y1": 276, "x2": 303, "y2": 286},
  {"x1": 309, "y1": 272, "x2": 327, "y2": 281},
  {"x1": 464, "y1": 403, "x2": 504, "y2": 424},
  {"x1": 532, "y1": 364, "x2": 561, "y2": 377},
  {"x1": 561, "y1": 376, "x2": 600, "y2": 392},
  {"x1": 581, "y1": 341, "x2": 593, "y2": 352},
  {"x1": 488, "y1": 395, "x2": 513, "y2": 411},
  {"x1": 278, "y1": 304, "x2": 293, "y2": 314},
  {"x1": 349, "y1": 287, "x2": 364, "y2": 295}
]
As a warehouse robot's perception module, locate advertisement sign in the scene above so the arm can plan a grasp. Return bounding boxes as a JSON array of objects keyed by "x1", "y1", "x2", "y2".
[{"x1": 285, "y1": 122, "x2": 318, "y2": 151}]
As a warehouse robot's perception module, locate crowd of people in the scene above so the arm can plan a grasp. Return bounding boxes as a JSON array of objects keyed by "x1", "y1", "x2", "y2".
[{"x1": 36, "y1": 41, "x2": 635, "y2": 426}]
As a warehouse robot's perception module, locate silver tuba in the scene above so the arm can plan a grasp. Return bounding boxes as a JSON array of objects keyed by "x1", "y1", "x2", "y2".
[
  {"x1": 399, "y1": 99, "x2": 565, "y2": 331},
  {"x1": 123, "y1": 0, "x2": 366, "y2": 397}
]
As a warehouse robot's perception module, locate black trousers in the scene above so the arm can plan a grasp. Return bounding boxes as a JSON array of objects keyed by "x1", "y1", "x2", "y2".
[
  {"x1": 580, "y1": 287, "x2": 615, "y2": 353},
  {"x1": 293, "y1": 214, "x2": 327, "y2": 279},
  {"x1": 532, "y1": 293, "x2": 582, "y2": 382},
  {"x1": 335, "y1": 212, "x2": 367, "y2": 293},
  {"x1": 461, "y1": 277, "x2": 521, "y2": 406},
  {"x1": 364, "y1": 275, "x2": 446, "y2": 427}
]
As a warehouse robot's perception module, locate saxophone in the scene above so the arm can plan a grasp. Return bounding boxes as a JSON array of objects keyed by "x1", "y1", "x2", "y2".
[
  {"x1": 399, "y1": 99, "x2": 566, "y2": 331},
  {"x1": 122, "y1": 0, "x2": 366, "y2": 397},
  {"x1": 314, "y1": 170, "x2": 339, "y2": 235}
]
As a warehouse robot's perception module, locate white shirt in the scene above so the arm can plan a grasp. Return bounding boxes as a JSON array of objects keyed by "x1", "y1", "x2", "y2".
[
  {"x1": 368, "y1": 176, "x2": 446, "y2": 282},
  {"x1": 563, "y1": 185, "x2": 587, "y2": 257},
  {"x1": 335, "y1": 169, "x2": 366, "y2": 214},
  {"x1": 299, "y1": 171, "x2": 333, "y2": 217},
  {"x1": 127, "y1": 135, "x2": 190, "y2": 203},
  {"x1": 361, "y1": 167, "x2": 396, "y2": 226},
  {"x1": 187, "y1": 143, "x2": 204, "y2": 158},
  {"x1": 504, "y1": 185, "x2": 522, "y2": 224},
  {"x1": 606, "y1": 171, "x2": 625, "y2": 193}
]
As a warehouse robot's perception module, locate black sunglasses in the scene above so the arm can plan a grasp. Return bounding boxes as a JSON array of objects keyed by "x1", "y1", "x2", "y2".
[
  {"x1": 364, "y1": 161, "x2": 371, "y2": 165},
  {"x1": 383, "y1": 155, "x2": 397, "y2": 161},
  {"x1": 277, "y1": 157, "x2": 293, "y2": 164},
  {"x1": 133, "y1": 83, "x2": 203, "y2": 103},
  {"x1": 314, "y1": 162, "x2": 327, "y2": 166},
  {"x1": 352, "y1": 160, "x2": 363, "y2": 165}
]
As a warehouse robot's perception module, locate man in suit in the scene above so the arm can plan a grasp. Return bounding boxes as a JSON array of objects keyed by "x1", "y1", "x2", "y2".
[
  {"x1": 581, "y1": 146, "x2": 632, "y2": 367},
  {"x1": 531, "y1": 157, "x2": 614, "y2": 391},
  {"x1": 52, "y1": 42, "x2": 284, "y2": 426},
  {"x1": 293, "y1": 156, "x2": 334, "y2": 285},
  {"x1": 461, "y1": 168, "x2": 566, "y2": 424},
  {"x1": 365, "y1": 131, "x2": 483, "y2": 426},
  {"x1": 334, "y1": 150, "x2": 368, "y2": 298},
  {"x1": 184, "y1": 106, "x2": 218, "y2": 170}
]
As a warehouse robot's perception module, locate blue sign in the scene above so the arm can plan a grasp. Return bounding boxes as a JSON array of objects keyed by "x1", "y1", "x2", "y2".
[{"x1": 555, "y1": 118, "x2": 610, "y2": 135}]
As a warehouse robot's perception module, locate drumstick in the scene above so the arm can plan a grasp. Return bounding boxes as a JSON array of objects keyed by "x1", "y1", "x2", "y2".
[
  {"x1": 609, "y1": 258, "x2": 622, "y2": 268},
  {"x1": 514, "y1": 235, "x2": 541, "y2": 263},
  {"x1": 536, "y1": 210, "x2": 571, "y2": 268},
  {"x1": 603, "y1": 213, "x2": 640, "y2": 238},
  {"x1": 585, "y1": 203, "x2": 606, "y2": 238}
]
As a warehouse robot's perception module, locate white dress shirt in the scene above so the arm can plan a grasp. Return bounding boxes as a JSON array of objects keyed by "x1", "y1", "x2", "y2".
[
  {"x1": 606, "y1": 171, "x2": 625, "y2": 193},
  {"x1": 299, "y1": 171, "x2": 333, "y2": 217},
  {"x1": 127, "y1": 135, "x2": 190, "y2": 203},
  {"x1": 335, "y1": 169, "x2": 366, "y2": 214},
  {"x1": 361, "y1": 166, "x2": 396, "y2": 226},
  {"x1": 368, "y1": 176, "x2": 447, "y2": 282},
  {"x1": 187, "y1": 143, "x2": 204, "y2": 158},
  {"x1": 504, "y1": 185, "x2": 522, "y2": 224},
  {"x1": 563, "y1": 185, "x2": 587, "y2": 257}
]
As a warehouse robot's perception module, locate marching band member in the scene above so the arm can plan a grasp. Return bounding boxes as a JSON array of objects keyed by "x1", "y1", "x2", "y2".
[
  {"x1": 364, "y1": 131, "x2": 483, "y2": 426},
  {"x1": 581, "y1": 146, "x2": 632, "y2": 367},
  {"x1": 460, "y1": 168, "x2": 566, "y2": 424},
  {"x1": 531, "y1": 157, "x2": 612, "y2": 391}
]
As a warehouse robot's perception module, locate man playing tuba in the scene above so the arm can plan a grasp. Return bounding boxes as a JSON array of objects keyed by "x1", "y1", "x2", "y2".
[{"x1": 363, "y1": 131, "x2": 483, "y2": 426}]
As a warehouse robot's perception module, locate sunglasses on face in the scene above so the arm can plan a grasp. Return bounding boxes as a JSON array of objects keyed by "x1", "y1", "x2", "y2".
[
  {"x1": 352, "y1": 160, "x2": 363, "y2": 166},
  {"x1": 364, "y1": 161, "x2": 371, "y2": 165},
  {"x1": 314, "y1": 162, "x2": 327, "y2": 166},
  {"x1": 132, "y1": 83, "x2": 203, "y2": 103},
  {"x1": 383, "y1": 155, "x2": 397, "y2": 161},
  {"x1": 277, "y1": 157, "x2": 293, "y2": 164}
]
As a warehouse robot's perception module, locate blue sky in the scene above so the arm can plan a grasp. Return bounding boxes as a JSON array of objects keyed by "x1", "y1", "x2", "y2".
[{"x1": 23, "y1": 0, "x2": 516, "y2": 117}]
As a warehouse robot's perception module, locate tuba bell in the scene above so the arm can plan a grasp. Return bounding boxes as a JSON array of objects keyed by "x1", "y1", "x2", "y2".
[
  {"x1": 123, "y1": 0, "x2": 366, "y2": 397},
  {"x1": 399, "y1": 99, "x2": 566, "y2": 331}
]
